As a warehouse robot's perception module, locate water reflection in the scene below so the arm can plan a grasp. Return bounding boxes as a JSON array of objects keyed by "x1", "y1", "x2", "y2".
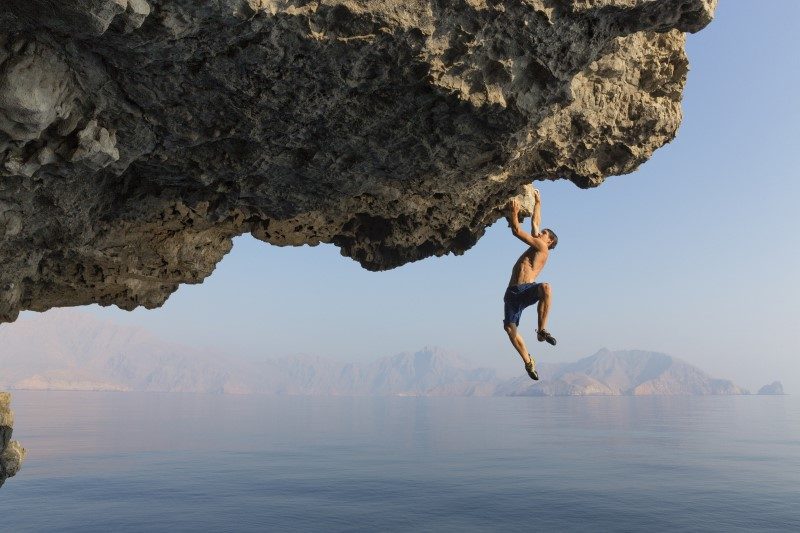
[{"x1": 2, "y1": 392, "x2": 798, "y2": 531}]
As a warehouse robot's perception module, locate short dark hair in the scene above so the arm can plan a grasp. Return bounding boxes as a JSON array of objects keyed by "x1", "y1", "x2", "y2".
[{"x1": 542, "y1": 228, "x2": 558, "y2": 249}]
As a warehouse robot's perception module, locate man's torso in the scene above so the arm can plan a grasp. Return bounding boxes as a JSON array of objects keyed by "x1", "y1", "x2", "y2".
[{"x1": 508, "y1": 247, "x2": 548, "y2": 287}]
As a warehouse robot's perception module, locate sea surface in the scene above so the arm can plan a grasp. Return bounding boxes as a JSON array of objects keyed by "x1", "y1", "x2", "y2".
[{"x1": 1, "y1": 392, "x2": 798, "y2": 532}]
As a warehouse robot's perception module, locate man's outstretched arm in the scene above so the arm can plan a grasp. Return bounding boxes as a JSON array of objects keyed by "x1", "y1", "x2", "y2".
[
  {"x1": 531, "y1": 188, "x2": 541, "y2": 237},
  {"x1": 508, "y1": 198, "x2": 547, "y2": 251}
]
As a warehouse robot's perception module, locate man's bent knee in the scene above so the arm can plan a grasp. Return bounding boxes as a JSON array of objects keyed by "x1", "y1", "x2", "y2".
[
  {"x1": 504, "y1": 323, "x2": 516, "y2": 336},
  {"x1": 540, "y1": 283, "x2": 552, "y2": 297}
]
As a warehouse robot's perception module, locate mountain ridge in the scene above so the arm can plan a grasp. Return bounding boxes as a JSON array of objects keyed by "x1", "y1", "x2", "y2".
[{"x1": 1, "y1": 310, "x2": 751, "y2": 397}]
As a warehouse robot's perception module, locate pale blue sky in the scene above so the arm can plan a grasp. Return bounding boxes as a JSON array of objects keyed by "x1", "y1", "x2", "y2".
[{"x1": 22, "y1": 2, "x2": 800, "y2": 391}]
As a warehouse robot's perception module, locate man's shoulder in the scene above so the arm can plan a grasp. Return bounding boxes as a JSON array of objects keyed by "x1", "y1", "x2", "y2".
[
  {"x1": 526, "y1": 245, "x2": 548, "y2": 255},
  {"x1": 530, "y1": 247, "x2": 549, "y2": 261}
]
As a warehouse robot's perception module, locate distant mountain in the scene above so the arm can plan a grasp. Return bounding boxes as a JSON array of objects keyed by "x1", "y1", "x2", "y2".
[
  {"x1": 0, "y1": 310, "x2": 245, "y2": 393},
  {"x1": 1, "y1": 311, "x2": 749, "y2": 396},
  {"x1": 0, "y1": 310, "x2": 495, "y2": 396},
  {"x1": 251, "y1": 350, "x2": 497, "y2": 396},
  {"x1": 757, "y1": 381, "x2": 785, "y2": 395},
  {"x1": 498, "y1": 349, "x2": 748, "y2": 396}
]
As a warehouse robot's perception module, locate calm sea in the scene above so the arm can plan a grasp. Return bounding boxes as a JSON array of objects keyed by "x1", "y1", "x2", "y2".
[{"x1": 1, "y1": 392, "x2": 798, "y2": 532}]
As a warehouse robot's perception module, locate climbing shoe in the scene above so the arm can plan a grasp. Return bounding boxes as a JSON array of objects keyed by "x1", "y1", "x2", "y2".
[
  {"x1": 525, "y1": 358, "x2": 539, "y2": 381},
  {"x1": 537, "y1": 329, "x2": 557, "y2": 346}
]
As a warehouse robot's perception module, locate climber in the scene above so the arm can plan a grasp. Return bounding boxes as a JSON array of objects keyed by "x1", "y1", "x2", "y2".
[{"x1": 503, "y1": 189, "x2": 558, "y2": 381}]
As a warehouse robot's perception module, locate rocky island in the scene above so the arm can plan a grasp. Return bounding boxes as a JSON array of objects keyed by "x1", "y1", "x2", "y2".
[
  {"x1": 0, "y1": 393, "x2": 26, "y2": 488},
  {"x1": 758, "y1": 381, "x2": 785, "y2": 395}
]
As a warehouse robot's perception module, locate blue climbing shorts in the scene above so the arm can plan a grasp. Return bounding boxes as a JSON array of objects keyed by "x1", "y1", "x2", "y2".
[{"x1": 503, "y1": 282, "x2": 543, "y2": 327}]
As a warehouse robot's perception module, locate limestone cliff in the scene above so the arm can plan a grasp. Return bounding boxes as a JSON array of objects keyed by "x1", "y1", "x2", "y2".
[
  {"x1": 0, "y1": 392, "x2": 25, "y2": 488},
  {"x1": 0, "y1": 0, "x2": 716, "y2": 321}
]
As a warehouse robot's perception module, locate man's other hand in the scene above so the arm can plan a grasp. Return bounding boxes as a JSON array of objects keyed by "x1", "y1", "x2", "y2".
[{"x1": 507, "y1": 198, "x2": 520, "y2": 214}]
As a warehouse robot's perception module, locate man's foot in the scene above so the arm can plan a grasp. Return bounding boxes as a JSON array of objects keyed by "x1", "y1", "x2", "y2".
[
  {"x1": 525, "y1": 358, "x2": 539, "y2": 381},
  {"x1": 537, "y1": 329, "x2": 557, "y2": 346}
]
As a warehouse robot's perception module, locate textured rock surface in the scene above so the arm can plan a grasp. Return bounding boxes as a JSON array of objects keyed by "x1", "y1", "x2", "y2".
[
  {"x1": 0, "y1": 392, "x2": 26, "y2": 488},
  {"x1": 0, "y1": 0, "x2": 716, "y2": 321}
]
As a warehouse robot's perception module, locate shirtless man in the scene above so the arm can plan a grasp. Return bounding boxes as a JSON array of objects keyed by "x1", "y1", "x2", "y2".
[{"x1": 503, "y1": 190, "x2": 558, "y2": 381}]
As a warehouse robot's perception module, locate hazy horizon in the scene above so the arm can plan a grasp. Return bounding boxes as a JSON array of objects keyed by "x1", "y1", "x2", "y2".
[{"x1": 4, "y1": 308, "x2": 783, "y2": 395}]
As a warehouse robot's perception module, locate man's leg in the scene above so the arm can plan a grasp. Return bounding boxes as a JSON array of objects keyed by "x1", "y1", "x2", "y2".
[
  {"x1": 536, "y1": 282, "x2": 557, "y2": 345},
  {"x1": 537, "y1": 282, "x2": 552, "y2": 332},
  {"x1": 504, "y1": 322, "x2": 531, "y2": 365}
]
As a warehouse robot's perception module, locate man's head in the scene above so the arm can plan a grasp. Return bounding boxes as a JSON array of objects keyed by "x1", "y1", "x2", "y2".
[{"x1": 541, "y1": 228, "x2": 558, "y2": 250}]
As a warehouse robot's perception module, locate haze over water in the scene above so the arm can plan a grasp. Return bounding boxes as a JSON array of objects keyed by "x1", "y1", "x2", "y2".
[{"x1": 3, "y1": 392, "x2": 798, "y2": 531}]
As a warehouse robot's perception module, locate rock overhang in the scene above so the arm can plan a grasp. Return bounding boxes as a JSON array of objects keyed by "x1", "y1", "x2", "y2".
[{"x1": 0, "y1": 0, "x2": 717, "y2": 322}]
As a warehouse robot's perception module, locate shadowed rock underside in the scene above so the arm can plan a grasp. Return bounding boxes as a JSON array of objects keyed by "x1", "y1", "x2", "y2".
[{"x1": 0, "y1": 0, "x2": 716, "y2": 321}]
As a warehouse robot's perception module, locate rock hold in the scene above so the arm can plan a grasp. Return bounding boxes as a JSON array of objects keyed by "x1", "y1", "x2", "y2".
[{"x1": 0, "y1": 0, "x2": 716, "y2": 322}]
